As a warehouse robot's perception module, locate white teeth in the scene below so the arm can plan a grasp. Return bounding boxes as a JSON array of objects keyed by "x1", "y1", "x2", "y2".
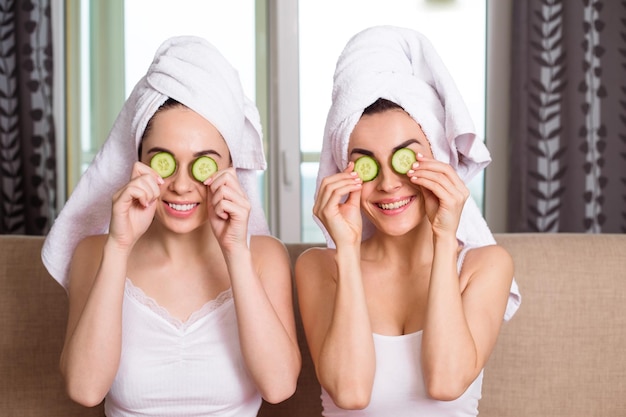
[
  {"x1": 378, "y1": 198, "x2": 410, "y2": 210},
  {"x1": 168, "y1": 203, "x2": 197, "y2": 212}
]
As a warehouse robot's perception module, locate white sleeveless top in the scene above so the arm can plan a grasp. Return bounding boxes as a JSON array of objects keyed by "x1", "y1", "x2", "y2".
[
  {"x1": 320, "y1": 331, "x2": 483, "y2": 416},
  {"x1": 320, "y1": 245, "x2": 499, "y2": 416},
  {"x1": 104, "y1": 279, "x2": 261, "y2": 417}
]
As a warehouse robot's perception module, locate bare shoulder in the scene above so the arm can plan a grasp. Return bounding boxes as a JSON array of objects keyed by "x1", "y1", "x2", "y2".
[
  {"x1": 297, "y1": 245, "x2": 334, "y2": 264},
  {"x1": 249, "y1": 235, "x2": 291, "y2": 273},
  {"x1": 465, "y1": 244, "x2": 513, "y2": 269},
  {"x1": 75, "y1": 234, "x2": 107, "y2": 253},
  {"x1": 71, "y1": 234, "x2": 107, "y2": 269},
  {"x1": 295, "y1": 246, "x2": 337, "y2": 283},
  {"x1": 250, "y1": 234, "x2": 289, "y2": 259},
  {"x1": 462, "y1": 244, "x2": 514, "y2": 287},
  {"x1": 67, "y1": 234, "x2": 108, "y2": 293}
]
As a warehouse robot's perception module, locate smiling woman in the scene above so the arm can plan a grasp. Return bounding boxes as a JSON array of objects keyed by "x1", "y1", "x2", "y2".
[
  {"x1": 42, "y1": 36, "x2": 301, "y2": 416},
  {"x1": 295, "y1": 25, "x2": 520, "y2": 416}
]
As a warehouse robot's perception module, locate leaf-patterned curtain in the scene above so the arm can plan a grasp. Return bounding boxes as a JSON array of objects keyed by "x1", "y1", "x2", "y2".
[
  {"x1": 508, "y1": 0, "x2": 626, "y2": 233},
  {"x1": 0, "y1": 0, "x2": 56, "y2": 235}
]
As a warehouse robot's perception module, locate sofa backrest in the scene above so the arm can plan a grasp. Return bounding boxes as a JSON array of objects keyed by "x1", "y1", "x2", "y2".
[
  {"x1": 1, "y1": 234, "x2": 625, "y2": 416},
  {"x1": 0, "y1": 235, "x2": 103, "y2": 416},
  {"x1": 481, "y1": 233, "x2": 626, "y2": 416}
]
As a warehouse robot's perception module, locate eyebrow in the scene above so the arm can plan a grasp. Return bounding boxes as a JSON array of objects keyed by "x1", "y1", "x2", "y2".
[
  {"x1": 392, "y1": 139, "x2": 420, "y2": 152},
  {"x1": 146, "y1": 147, "x2": 223, "y2": 159},
  {"x1": 193, "y1": 149, "x2": 223, "y2": 158},
  {"x1": 349, "y1": 139, "x2": 421, "y2": 157},
  {"x1": 349, "y1": 148, "x2": 374, "y2": 157}
]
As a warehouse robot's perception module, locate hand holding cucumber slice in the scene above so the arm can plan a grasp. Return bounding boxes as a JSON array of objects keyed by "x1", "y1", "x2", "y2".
[
  {"x1": 150, "y1": 151, "x2": 176, "y2": 178},
  {"x1": 191, "y1": 156, "x2": 218, "y2": 182},
  {"x1": 391, "y1": 148, "x2": 417, "y2": 174},
  {"x1": 354, "y1": 155, "x2": 379, "y2": 182}
]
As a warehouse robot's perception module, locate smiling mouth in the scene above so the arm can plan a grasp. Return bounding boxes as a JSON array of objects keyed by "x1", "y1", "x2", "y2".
[
  {"x1": 167, "y1": 202, "x2": 198, "y2": 212},
  {"x1": 377, "y1": 198, "x2": 412, "y2": 210}
]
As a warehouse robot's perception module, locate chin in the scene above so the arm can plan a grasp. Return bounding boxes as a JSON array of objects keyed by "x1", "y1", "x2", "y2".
[
  {"x1": 369, "y1": 219, "x2": 418, "y2": 237},
  {"x1": 157, "y1": 215, "x2": 206, "y2": 235}
]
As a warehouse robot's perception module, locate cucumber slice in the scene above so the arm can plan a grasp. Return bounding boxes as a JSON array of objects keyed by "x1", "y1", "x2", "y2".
[
  {"x1": 150, "y1": 151, "x2": 176, "y2": 178},
  {"x1": 354, "y1": 155, "x2": 379, "y2": 182},
  {"x1": 192, "y1": 156, "x2": 218, "y2": 182},
  {"x1": 391, "y1": 148, "x2": 416, "y2": 174}
]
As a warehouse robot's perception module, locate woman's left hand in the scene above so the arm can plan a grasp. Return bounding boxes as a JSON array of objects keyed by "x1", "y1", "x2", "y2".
[
  {"x1": 204, "y1": 167, "x2": 250, "y2": 253},
  {"x1": 407, "y1": 154, "x2": 469, "y2": 237}
]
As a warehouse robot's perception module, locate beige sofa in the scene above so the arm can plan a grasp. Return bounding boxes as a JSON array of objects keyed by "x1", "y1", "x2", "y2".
[{"x1": 1, "y1": 234, "x2": 625, "y2": 416}]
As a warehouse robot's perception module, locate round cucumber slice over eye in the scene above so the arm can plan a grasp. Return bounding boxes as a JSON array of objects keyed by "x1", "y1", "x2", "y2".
[
  {"x1": 391, "y1": 148, "x2": 417, "y2": 174},
  {"x1": 354, "y1": 155, "x2": 379, "y2": 182},
  {"x1": 150, "y1": 151, "x2": 176, "y2": 178},
  {"x1": 192, "y1": 156, "x2": 218, "y2": 182}
]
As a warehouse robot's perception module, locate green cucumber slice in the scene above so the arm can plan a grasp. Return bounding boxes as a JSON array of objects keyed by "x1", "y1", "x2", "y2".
[
  {"x1": 192, "y1": 156, "x2": 218, "y2": 182},
  {"x1": 150, "y1": 151, "x2": 176, "y2": 178},
  {"x1": 391, "y1": 148, "x2": 416, "y2": 174},
  {"x1": 354, "y1": 155, "x2": 379, "y2": 182}
]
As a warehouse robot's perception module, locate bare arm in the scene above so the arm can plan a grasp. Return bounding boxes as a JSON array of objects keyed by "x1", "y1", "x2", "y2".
[
  {"x1": 225, "y1": 235, "x2": 301, "y2": 404},
  {"x1": 410, "y1": 154, "x2": 514, "y2": 400},
  {"x1": 421, "y1": 241, "x2": 513, "y2": 400},
  {"x1": 296, "y1": 247, "x2": 376, "y2": 410},
  {"x1": 61, "y1": 236, "x2": 130, "y2": 406},
  {"x1": 205, "y1": 168, "x2": 300, "y2": 403},
  {"x1": 422, "y1": 244, "x2": 513, "y2": 400},
  {"x1": 296, "y1": 164, "x2": 375, "y2": 409},
  {"x1": 61, "y1": 162, "x2": 162, "y2": 406}
]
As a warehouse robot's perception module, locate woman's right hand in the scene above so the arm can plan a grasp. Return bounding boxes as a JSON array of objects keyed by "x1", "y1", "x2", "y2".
[
  {"x1": 109, "y1": 161, "x2": 163, "y2": 250},
  {"x1": 313, "y1": 162, "x2": 363, "y2": 246}
]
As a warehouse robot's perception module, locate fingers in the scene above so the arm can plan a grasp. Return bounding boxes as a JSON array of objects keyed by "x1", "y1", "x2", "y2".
[
  {"x1": 109, "y1": 163, "x2": 163, "y2": 246},
  {"x1": 204, "y1": 168, "x2": 245, "y2": 197},
  {"x1": 204, "y1": 168, "x2": 250, "y2": 221},
  {"x1": 115, "y1": 162, "x2": 163, "y2": 208},
  {"x1": 407, "y1": 154, "x2": 469, "y2": 205},
  {"x1": 133, "y1": 160, "x2": 165, "y2": 186},
  {"x1": 313, "y1": 163, "x2": 362, "y2": 219},
  {"x1": 210, "y1": 185, "x2": 250, "y2": 221}
]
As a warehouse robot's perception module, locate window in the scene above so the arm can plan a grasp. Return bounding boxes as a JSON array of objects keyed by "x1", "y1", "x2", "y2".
[
  {"x1": 67, "y1": 0, "x2": 488, "y2": 242},
  {"x1": 124, "y1": 1, "x2": 256, "y2": 99}
]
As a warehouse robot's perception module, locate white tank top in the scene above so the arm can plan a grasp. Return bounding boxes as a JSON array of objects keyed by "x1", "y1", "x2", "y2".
[
  {"x1": 320, "y1": 331, "x2": 483, "y2": 416},
  {"x1": 104, "y1": 279, "x2": 261, "y2": 417}
]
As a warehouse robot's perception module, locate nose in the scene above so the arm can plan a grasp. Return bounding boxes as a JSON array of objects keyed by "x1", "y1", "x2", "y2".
[
  {"x1": 167, "y1": 165, "x2": 195, "y2": 194},
  {"x1": 376, "y1": 163, "x2": 402, "y2": 193}
]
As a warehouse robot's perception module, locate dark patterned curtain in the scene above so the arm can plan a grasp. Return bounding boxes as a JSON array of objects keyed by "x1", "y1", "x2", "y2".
[
  {"x1": 0, "y1": 0, "x2": 56, "y2": 235},
  {"x1": 508, "y1": 0, "x2": 626, "y2": 233}
]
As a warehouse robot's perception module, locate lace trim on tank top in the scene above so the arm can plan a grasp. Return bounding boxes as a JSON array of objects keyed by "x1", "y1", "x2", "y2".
[{"x1": 125, "y1": 278, "x2": 233, "y2": 330}]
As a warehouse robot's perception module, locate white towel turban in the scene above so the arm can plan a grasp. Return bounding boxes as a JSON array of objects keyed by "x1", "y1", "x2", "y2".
[
  {"x1": 315, "y1": 26, "x2": 520, "y2": 320},
  {"x1": 42, "y1": 35, "x2": 270, "y2": 290}
]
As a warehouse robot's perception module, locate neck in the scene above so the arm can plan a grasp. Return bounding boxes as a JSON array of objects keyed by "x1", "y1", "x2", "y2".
[
  {"x1": 141, "y1": 220, "x2": 221, "y2": 264},
  {"x1": 363, "y1": 219, "x2": 435, "y2": 266}
]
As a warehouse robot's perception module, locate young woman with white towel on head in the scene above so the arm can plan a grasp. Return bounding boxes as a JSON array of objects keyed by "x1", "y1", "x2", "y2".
[
  {"x1": 296, "y1": 26, "x2": 521, "y2": 416},
  {"x1": 42, "y1": 36, "x2": 300, "y2": 416}
]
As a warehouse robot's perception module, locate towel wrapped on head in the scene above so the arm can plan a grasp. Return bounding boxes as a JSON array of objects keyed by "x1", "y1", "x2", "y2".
[
  {"x1": 315, "y1": 25, "x2": 520, "y2": 320},
  {"x1": 42, "y1": 35, "x2": 270, "y2": 290}
]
